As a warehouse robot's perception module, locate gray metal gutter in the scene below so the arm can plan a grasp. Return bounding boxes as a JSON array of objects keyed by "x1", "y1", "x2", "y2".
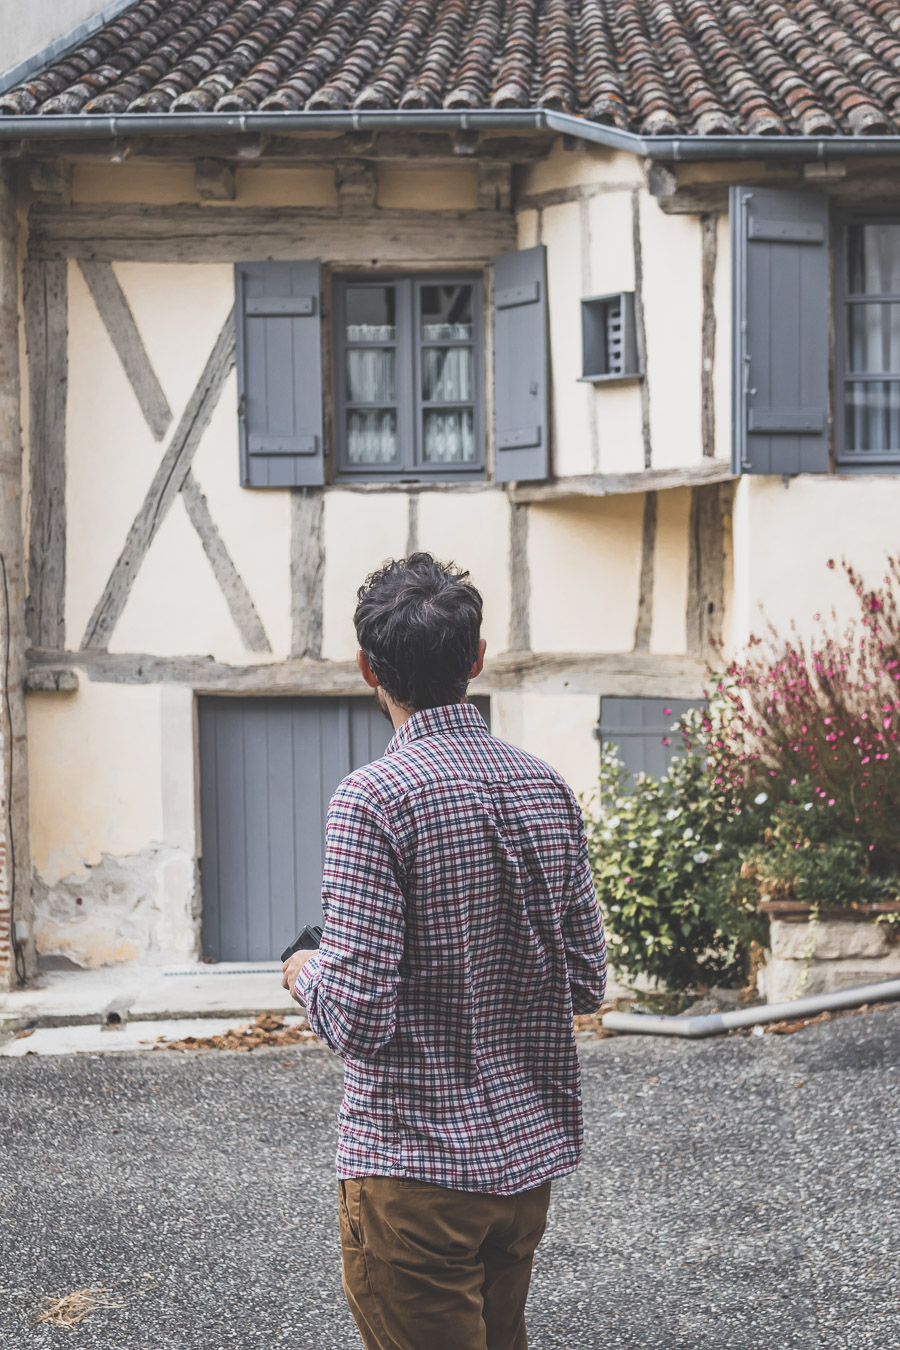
[
  {"x1": 1, "y1": 106, "x2": 900, "y2": 161},
  {"x1": 602, "y1": 976, "x2": 900, "y2": 1039}
]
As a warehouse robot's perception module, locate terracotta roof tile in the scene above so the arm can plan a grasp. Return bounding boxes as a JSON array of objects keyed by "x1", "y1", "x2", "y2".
[{"x1": 5, "y1": 0, "x2": 900, "y2": 136}]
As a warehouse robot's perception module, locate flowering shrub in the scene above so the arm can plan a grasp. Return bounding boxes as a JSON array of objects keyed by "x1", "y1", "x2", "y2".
[
  {"x1": 583, "y1": 733, "x2": 763, "y2": 990},
  {"x1": 707, "y1": 559, "x2": 900, "y2": 872}
]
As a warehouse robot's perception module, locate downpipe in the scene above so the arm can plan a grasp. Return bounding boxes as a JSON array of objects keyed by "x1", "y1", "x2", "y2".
[{"x1": 601, "y1": 977, "x2": 900, "y2": 1039}]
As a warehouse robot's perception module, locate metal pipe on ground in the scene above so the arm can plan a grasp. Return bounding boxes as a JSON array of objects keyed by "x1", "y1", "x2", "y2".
[{"x1": 601, "y1": 978, "x2": 900, "y2": 1039}]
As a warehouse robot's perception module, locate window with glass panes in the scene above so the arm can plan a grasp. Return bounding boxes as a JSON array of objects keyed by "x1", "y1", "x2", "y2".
[
  {"x1": 333, "y1": 275, "x2": 485, "y2": 480},
  {"x1": 838, "y1": 219, "x2": 900, "y2": 465}
]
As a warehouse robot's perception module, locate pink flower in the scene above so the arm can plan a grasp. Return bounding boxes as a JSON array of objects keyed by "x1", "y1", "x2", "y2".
[
  {"x1": 663, "y1": 707, "x2": 672, "y2": 716},
  {"x1": 661, "y1": 737, "x2": 672, "y2": 747}
]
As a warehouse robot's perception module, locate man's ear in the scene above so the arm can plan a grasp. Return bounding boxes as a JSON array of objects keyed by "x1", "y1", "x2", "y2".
[
  {"x1": 357, "y1": 650, "x2": 380, "y2": 689},
  {"x1": 468, "y1": 638, "x2": 487, "y2": 681}
]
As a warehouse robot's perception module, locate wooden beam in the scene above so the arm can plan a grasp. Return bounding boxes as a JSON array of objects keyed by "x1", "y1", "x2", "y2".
[
  {"x1": 23, "y1": 259, "x2": 68, "y2": 649},
  {"x1": 80, "y1": 311, "x2": 235, "y2": 651},
  {"x1": 180, "y1": 471, "x2": 271, "y2": 654},
  {"x1": 28, "y1": 203, "x2": 517, "y2": 264},
  {"x1": 335, "y1": 159, "x2": 377, "y2": 212},
  {"x1": 686, "y1": 483, "x2": 726, "y2": 658},
  {"x1": 290, "y1": 488, "x2": 324, "y2": 661},
  {"x1": 405, "y1": 493, "x2": 419, "y2": 556},
  {"x1": 507, "y1": 502, "x2": 531, "y2": 652},
  {"x1": 517, "y1": 179, "x2": 640, "y2": 211},
  {"x1": 632, "y1": 187, "x2": 652, "y2": 468},
  {"x1": 700, "y1": 214, "x2": 717, "y2": 459},
  {"x1": 195, "y1": 158, "x2": 235, "y2": 202},
  {"x1": 27, "y1": 158, "x2": 72, "y2": 203},
  {"x1": 477, "y1": 162, "x2": 511, "y2": 211},
  {"x1": 78, "y1": 260, "x2": 173, "y2": 441},
  {"x1": 633, "y1": 490, "x2": 657, "y2": 652},
  {"x1": 509, "y1": 459, "x2": 737, "y2": 503},
  {"x1": 28, "y1": 647, "x2": 708, "y2": 699},
  {"x1": 24, "y1": 667, "x2": 78, "y2": 693}
]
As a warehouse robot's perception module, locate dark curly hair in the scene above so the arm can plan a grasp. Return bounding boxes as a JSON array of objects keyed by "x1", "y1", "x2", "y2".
[{"x1": 353, "y1": 553, "x2": 484, "y2": 711}]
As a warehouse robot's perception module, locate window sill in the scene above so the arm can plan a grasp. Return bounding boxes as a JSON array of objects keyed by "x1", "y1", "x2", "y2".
[{"x1": 578, "y1": 372, "x2": 642, "y2": 385}]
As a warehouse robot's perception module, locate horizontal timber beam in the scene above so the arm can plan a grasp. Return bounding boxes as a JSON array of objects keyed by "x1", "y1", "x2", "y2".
[
  {"x1": 28, "y1": 203, "x2": 516, "y2": 263},
  {"x1": 27, "y1": 650, "x2": 707, "y2": 699},
  {"x1": 510, "y1": 460, "x2": 737, "y2": 504}
]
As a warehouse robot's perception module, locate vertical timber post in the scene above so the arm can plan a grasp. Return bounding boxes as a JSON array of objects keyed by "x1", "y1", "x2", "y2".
[{"x1": 0, "y1": 165, "x2": 33, "y2": 989}]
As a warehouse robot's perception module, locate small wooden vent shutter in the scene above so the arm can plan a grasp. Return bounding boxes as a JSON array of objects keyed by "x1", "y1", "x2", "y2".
[
  {"x1": 493, "y1": 245, "x2": 549, "y2": 482},
  {"x1": 235, "y1": 261, "x2": 325, "y2": 488},
  {"x1": 731, "y1": 186, "x2": 830, "y2": 475}
]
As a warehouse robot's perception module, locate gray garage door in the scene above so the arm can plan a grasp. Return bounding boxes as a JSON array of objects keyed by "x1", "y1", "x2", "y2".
[
  {"x1": 598, "y1": 697, "x2": 704, "y2": 782},
  {"x1": 198, "y1": 695, "x2": 489, "y2": 962}
]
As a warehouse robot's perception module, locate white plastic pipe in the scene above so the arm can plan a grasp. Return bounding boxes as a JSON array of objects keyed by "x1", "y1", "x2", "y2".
[{"x1": 601, "y1": 977, "x2": 900, "y2": 1039}]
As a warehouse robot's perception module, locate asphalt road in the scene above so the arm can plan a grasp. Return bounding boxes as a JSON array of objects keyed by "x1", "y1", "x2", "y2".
[{"x1": 1, "y1": 1007, "x2": 898, "y2": 1350}]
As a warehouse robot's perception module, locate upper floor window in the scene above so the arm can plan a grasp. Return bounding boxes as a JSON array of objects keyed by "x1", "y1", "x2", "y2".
[
  {"x1": 333, "y1": 275, "x2": 485, "y2": 482},
  {"x1": 837, "y1": 220, "x2": 900, "y2": 466}
]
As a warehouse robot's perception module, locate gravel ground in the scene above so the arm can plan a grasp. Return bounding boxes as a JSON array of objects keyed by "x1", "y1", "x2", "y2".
[{"x1": 0, "y1": 1007, "x2": 898, "y2": 1350}]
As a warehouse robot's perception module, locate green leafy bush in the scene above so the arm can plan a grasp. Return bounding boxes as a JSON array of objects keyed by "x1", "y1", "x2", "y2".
[{"x1": 583, "y1": 736, "x2": 763, "y2": 991}]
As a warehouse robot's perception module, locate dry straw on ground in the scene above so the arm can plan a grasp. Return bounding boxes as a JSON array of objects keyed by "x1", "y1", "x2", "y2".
[{"x1": 33, "y1": 1287, "x2": 125, "y2": 1328}]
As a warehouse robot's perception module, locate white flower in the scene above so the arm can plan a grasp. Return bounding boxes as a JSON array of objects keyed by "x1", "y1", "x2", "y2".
[
  {"x1": 607, "y1": 816, "x2": 621, "y2": 830},
  {"x1": 754, "y1": 792, "x2": 768, "y2": 805},
  {"x1": 693, "y1": 850, "x2": 710, "y2": 864},
  {"x1": 683, "y1": 827, "x2": 694, "y2": 841},
  {"x1": 803, "y1": 803, "x2": 813, "y2": 812},
  {"x1": 650, "y1": 828, "x2": 662, "y2": 839},
  {"x1": 665, "y1": 808, "x2": 681, "y2": 821},
  {"x1": 715, "y1": 842, "x2": 723, "y2": 851}
]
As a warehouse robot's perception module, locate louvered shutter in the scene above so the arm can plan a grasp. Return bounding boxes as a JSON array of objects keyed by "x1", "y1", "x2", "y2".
[
  {"x1": 599, "y1": 697, "x2": 704, "y2": 781},
  {"x1": 731, "y1": 186, "x2": 830, "y2": 475},
  {"x1": 235, "y1": 261, "x2": 325, "y2": 488},
  {"x1": 493, "y1": 245, "x2": 549, "y2": 482}
]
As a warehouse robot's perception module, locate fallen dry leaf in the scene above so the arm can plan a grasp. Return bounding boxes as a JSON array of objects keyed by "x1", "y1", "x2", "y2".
[
  {"x1": 154, "y1": 1013, "x2": 317, "y2": 1053},
  {"x1": 34, "y1": 1287, "x2": 125, "y2": 1328}
]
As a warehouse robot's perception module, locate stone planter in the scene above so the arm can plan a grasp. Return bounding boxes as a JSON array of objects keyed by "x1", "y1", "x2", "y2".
[{"x1": 758, "y1": 900, "x2": 900, "y2": 1002}]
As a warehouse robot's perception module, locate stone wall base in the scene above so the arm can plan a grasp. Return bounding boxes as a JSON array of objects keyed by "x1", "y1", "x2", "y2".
[{"x1": 760, "y1": 916, "x2": 900, "y2": 1003}]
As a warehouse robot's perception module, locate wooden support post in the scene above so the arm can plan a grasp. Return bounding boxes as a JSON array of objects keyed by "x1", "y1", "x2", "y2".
[
  {"x1": 27, "y1": 159, "x2": 72, "y2": 204},
  {"x1": 335, "y1": 160, "x2": 377, "y2": 213},
  {"x1": 633, "y1": 491, "x2": 658, "y2": 652},
  {"x1": 686, "y1": 484, "x2": 726, "y2": 658},
  {"x1": 181, "y1": 472, "x2": 271, "y2": 653},
  {"x1": 477, "y1": 163, "x2": 512, "y2": 211},
  {"x1": 701, "y1": 215, "x2": 717, "y2": 459},
  {"x1": 79, "y1": 260, "x2": 173, "y2": 440},
  {"x1": 195, "y1": 158, "x2": 236, "y2": 202},
  {"x1": 23, "y1": 258, "x2": 68, "y2": 650},
  {"x1": 0, "y1": 164, "x2": 34, "y2": 988},
  {"x1": 508, "y1": 502, "x2": 531, "y2": 652},
  {"x1": 81, "y1": 312, "x2": 235, "y2": 650},
  {"x1": 290, "y1": 489, "x2": 324, "y2": 661}
]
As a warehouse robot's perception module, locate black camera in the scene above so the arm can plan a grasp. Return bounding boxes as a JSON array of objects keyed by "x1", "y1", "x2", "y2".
[{"x1": 280, "y1": 925, "x2": 323, "y2": 963}]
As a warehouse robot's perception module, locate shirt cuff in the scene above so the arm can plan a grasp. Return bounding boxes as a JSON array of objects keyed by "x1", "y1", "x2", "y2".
[{"x1": 294, "y1": 952, "x2": 321, "y2": 1006}]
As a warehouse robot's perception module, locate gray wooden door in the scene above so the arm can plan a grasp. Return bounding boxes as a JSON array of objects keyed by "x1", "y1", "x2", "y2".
[{"x1": 198, "y1": 695, "x2": 489, "y2": 961}]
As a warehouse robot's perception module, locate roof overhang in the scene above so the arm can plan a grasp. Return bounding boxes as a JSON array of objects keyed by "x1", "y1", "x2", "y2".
[{"x1": 4, "y1": 107, "x2": 900, "y2": 162}]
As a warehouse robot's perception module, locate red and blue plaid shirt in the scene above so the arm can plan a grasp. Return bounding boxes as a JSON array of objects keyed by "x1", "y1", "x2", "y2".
[{"x1": 296, "y1": 700, "x2": 607, "y2": 1195}]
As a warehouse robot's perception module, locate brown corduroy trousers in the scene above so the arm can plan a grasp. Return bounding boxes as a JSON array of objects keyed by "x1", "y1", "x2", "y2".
[{"x1": 338, "y1": 1176, "x2": 552, "y2": 1350}]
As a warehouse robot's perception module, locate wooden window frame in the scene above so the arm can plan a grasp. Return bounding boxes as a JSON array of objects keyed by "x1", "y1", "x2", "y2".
[
  {"x1": 835, "y1": 211, "x2": 900, "y2": 470},
  {"x1": 333, "y1": 272, "x2": 486, "y2": 483}
]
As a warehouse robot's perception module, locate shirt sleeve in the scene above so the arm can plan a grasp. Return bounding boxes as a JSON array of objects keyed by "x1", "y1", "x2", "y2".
[
  {"x1": 298, "y1": 781, "x2": 406, "y2": 1061},
  {"x1": 561, "y1": 815, "x2": 608, "y2": 1014}
]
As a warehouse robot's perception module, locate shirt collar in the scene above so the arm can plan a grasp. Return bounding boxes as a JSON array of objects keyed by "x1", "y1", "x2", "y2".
[{"x1": 386, "y1": 700, "x2": 488, "y2": 754}]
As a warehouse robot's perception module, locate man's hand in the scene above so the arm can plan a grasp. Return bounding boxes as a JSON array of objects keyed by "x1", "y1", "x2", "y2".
[{"x1": 281, "y1": 950, "x2": 318, "y2": 1005}]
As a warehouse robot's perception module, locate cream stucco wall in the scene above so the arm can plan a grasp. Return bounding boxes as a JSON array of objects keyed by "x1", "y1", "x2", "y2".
[
  {"x1": 528, "y1": 496, "x2": 644, "y2": 653},
  {"x1": 320, "y1": 491, "x2": 409, "y2": 661},
  {"x1": 27, "y1": 681, "x2": 197, "y2": 967},
  {"x1": 650, "y1": 487, "x2": 691, "y2": 655},
  {"x1": 417, "y1": 491, "x2": 511, "y2": 656},
  {"x1": 492, "y1": 692, "x2": 600, "y2": 802},
  {"x1": 731, "y1": 475, "x2": 900, "y2": 648}
]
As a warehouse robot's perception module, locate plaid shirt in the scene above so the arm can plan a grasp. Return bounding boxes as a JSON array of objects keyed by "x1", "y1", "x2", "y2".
[{"x1": 297, "y1": 701, "x2": 607, "y2": 1195}]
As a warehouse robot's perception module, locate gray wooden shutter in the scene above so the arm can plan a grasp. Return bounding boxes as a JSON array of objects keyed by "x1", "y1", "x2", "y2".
[
  {"x1": 235, "y1": 261, "x2": 325, "y2": 488},
  {"x1": 599, "y1": 697, "x2": 704, "y2": 782},
  {"x1": 493, "y1": 245, "x2": 549, "y2": 482},
  {"x1": 731, "y1": 186, "x2": 830, "y2": 475}
]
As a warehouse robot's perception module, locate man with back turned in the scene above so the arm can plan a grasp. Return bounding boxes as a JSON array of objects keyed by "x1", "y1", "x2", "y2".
[{"x1": 282, "y1": 552, "x2": 607, "y2": 1350}]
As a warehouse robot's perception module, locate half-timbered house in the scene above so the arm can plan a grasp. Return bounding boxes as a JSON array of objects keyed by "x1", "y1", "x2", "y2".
[{"x1": 3, "y1": 0, "x2": 900, "y2": 981}]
